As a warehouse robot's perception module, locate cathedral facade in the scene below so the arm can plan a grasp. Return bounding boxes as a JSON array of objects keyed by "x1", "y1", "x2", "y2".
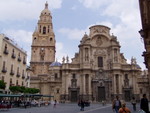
[{"x1": 30, "y1": 2, "x2": 148, "y2": 102}]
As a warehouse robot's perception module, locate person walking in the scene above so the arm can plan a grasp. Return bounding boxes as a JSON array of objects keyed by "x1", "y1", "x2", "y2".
[
  {"x1": 53, "y1": 100, "x2": 57, "y2": 108},
  {"x1": 80, "y1": 100, "x2": 85, "y2": 111},
  {"x1": 119, "y1": 103, "x2": 131, "y2": 113},
  {"x1": 112, "y1": 96, "x2": 121, "y2": 113},
  {"x1": 131, "y1": 97, "x2": 136, "y2": 111},
  {"x1": 140, "y1": 94, "x2": 149, "y2": 113}
]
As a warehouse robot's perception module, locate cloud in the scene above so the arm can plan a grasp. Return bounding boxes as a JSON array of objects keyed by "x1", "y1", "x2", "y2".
[
  {"x1": 78, "y1": 0, "x2": 109, "y2": 9},
  {"x1": 58, "y1": 28, "x2": 86, "y2": 40},
  {"x1": 0, "y1": 0, "x2": 62, "y2": 21},
  {"x1": 2, "y1": 29, "x2": 32, "y2": 65},
  {"x1": 3, "y1": 29, "x2": 32, "y2": 43},
  {"x1": 71, "y1": 5, "x2": 77, "y2": 10},
  {"x1": 56, "y1": 42, "x2": 65, "y2": 62}
]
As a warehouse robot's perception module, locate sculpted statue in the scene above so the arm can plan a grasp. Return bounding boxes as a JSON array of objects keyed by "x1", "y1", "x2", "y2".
[
  {"x1": 62, "y1": 56, "x2": 65, "y2": 63},
  {"x1": 66, "y1": 56, "x2": 69, "y2": 63}
]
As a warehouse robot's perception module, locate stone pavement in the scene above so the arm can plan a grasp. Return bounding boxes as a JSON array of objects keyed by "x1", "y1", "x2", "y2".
[{"x1": 0, "y1": 103, "x2": 141, "y2": 113}]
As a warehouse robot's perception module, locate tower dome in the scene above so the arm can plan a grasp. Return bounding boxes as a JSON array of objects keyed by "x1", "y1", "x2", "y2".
[
  {"x1": 41, "y1": 2, "x2": 51, "y2": 16},
  {"x1": 50, "y1": 61, "x2": 62, "y2": 67}
]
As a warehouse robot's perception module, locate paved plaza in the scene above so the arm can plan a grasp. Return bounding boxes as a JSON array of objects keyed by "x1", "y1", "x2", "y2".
[{"x1": 0, "y1": 103, "x2": 141, "y2": 113}]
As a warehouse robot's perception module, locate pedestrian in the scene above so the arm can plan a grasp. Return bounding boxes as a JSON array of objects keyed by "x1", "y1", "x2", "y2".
[
  {"x1": 119, "y1": 103, "x2": 131, "y2": 113},
  {"x1": 53, "y1": 100, "x2": 57, "y2": 108},
  {"x1": 140, "y1": 94, "x2": 149, "y2": 113},
  {"x1": 131, "y1": 97, "x2": 136, "y2": 111},
  {"x1": 112, "y1": 96, "x2": 121, "y2": 113},
  {"x1": 80, "y1": 100, "x2": 85, "y2": 111}
]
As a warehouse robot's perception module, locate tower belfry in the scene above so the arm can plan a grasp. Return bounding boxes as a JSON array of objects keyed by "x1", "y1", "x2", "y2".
[{"x1": 30, "y1": 2, "x2": 55, "y2": 75}]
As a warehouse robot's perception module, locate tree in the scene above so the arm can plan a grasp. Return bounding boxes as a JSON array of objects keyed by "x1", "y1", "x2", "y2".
[
  {"x1": 9, "y1": 86, "x2": 20, "y2": 93},
  {"x1": 9, "y1": 86, "x2": 40, "y2": 94},
  {"x1": 0, "y1": 80, "x2": 6, "y2": 89}
]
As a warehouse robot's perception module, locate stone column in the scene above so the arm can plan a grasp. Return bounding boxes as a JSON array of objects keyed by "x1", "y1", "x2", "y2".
[
  {"x1": 79, "y1": 75, "x2": 82, "y2": 94},
  {"x1": 88, "y1": 75, "x2": 92, "y2": 101},
  {"x1": 118, "y1": 74, "x2": 121, "y2": 94},
  {"x1": 88, "y1": 75, "x2": 91, "y2": 95},
  {"x1": 65, "y1": 74, "x2": 68, "y2": 94},
  {"x1": 83, "y1": 74, "x2": 86, "y2": 95},
  {"x1": 113, "y1": 74, "x2": 116, "y2": 94}
]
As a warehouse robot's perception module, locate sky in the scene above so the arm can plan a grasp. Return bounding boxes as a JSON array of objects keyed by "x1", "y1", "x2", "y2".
[{"x1": 0, "y1": 0, "x2": 146, "y2": 70}]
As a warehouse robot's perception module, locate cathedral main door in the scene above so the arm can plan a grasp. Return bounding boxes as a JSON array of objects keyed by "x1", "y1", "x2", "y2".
[
  {"x1": 71, "y1": 91, "x2": 78, "y2": 102},
  {"x1": 98, "y1": 87, "x2": 106, "y2": 101},
  {"x1": 124, "y1": 90, "x2": 131, "y2": 101}
]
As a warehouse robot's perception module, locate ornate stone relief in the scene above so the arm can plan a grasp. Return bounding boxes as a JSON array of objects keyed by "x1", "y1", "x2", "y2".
[
  {"x1": 93, "y1": 28, "x2": 107, "y2": 34},
  {"x1": 96, "y1": 36, "x2": 103, "y2": 46},
  {"x1": 94, "y1": 49, "x2": 107, "y2": 56},
  {"x1": 40, "y1": 48, "x2": 45, "y2": 61}
]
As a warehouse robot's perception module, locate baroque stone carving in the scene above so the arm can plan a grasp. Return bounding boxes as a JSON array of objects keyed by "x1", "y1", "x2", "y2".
[
  {"x1": 96, "y1": 36, "x2": 103, "y2": 46},
  {"x1": 94, "y1": 49, "x2": 107, "y2": 56}
]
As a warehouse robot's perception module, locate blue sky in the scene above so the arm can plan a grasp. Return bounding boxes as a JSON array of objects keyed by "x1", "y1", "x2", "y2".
[{"x1": 0, "y1": 0, "x2": 146, "y2": 69}]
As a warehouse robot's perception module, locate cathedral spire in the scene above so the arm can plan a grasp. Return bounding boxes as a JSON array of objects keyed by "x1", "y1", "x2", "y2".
[{"x1": 45, "y1": 1, "x2": 48, "y2": 9}]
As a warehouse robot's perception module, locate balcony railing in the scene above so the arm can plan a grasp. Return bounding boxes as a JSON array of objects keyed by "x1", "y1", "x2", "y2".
[
  {"x1": 22, "y1": 75, "x2": 25, "y2": 79},
  {"x1": 23, "y1": 60, "x2": 26, "y2": 64},
  {"x1": 3, "y1": 49, "x2": 9, "y2": 55},
  {"x1": 10, "y1": 71, "x2": 15, "y2": 75},
  {"x1": 11, "y1": 54, "x2": 16, "y2": 59},
  {"x1": 2, "y1": 68, "x2": 7, "y2": 73},
  {"x1": 18, "y1": 57, "x2": 21, "y2": 62},
  {"x1": 16, "y1": 73, "x2": 20, "y2": 77}
]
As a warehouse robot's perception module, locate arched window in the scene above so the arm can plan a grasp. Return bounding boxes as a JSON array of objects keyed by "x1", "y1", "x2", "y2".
[
  {"x1": 39, "y1": 26, "x2": 41, "y2": 33},
  {"x1": 50, "y1": 38, "x2": 52, "y2": 41},
  {"x1": 48, "y1": 26, "x2": 50, "y2": 33},
  {"x1": 11, "y1": 64, "x2": 13, "y2": 71},
  {"x1": 16, "y1": 80, "x2": 18, "y2": 86},
  {"x1": 72, "y1": 74, "x2": 76, "y2": 79},
  {"x1": 10, "y1": 78, "x2": 12, "y2": 86},
  {"x1": 98, "y1": 56, "x2": 103, "y2": 67},
  {"x1": 43, "y1": 26, "x2": 46, "y2": 34}
]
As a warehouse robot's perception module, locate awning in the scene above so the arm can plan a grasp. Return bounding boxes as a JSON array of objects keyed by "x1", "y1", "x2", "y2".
[
  {"x1": 0, "y1": 94, "x2": 54, "y2": 98},
  {"x1": 0, "y1": 94, "x2": 21, "y2": 97},
  {"x1": 22, "y1": 94, "x2": 54, "y2": 97},
  {"x1": 42, "y1": 95, "x2": 54, "y2": 97}
]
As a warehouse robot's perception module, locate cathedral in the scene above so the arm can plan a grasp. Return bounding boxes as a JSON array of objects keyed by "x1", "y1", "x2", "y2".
[{"x1": 30, "y1": 2, "x2": 149, "y2": 102}]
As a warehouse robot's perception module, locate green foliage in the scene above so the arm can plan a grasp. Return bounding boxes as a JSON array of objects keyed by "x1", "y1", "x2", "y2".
[
  {"x1": 0, "y1": 80, "x2": 6, "y2": 89},
  {"x1": 9, "y1": 86, "x2": 20, "y2": 93},
  {"x1": 9, "y1": 86, "x2": 40, "y2": 94}
]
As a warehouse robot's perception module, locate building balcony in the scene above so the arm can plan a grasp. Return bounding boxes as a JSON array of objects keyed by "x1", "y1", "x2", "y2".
[
  {"x1": 2, "y1": 68, "x2": 7, "y2": 73},
  {"x1": 10, "y1": 71, "x2": 15, "y2": 75},
  {"x1": 10, "y1": 83, "x2": 15, "y2": 86},
  {"x1": 22, "y1": 75, "x2": 25, "y2": 79},
  {"x1": 23, "y1": 60, "x2": 26, "y2": 64},
  {"x1": 16, "y1": 73, "x2": 20, "y2": 77},
  {"x1": 11, "y1": 54, "x2": 16, "y2": 59},
  {"x1": 3, "y1": 49, "x2": 9, "y2": 55},
  {"x1": 18, "y1": 57, "x2": 21, "y2": 62}
]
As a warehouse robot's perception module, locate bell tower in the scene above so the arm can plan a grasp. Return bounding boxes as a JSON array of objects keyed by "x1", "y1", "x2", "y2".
[{"x1": 30, "y1": 2, "x2": 55, "y2": 75}]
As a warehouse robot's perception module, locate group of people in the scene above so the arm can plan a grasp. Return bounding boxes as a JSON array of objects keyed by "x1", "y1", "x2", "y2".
[{"x1": 112, "y1": 94, "x2": 149, "y2": 113}]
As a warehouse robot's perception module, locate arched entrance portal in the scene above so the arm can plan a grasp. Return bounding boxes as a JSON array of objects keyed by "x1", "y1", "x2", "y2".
[
  {"x1": 98, "y1": 86, "x2": 106, "y2": 101},
  {"x1": 69, "y1": 88, "x2": 80, "y2": 102}
]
